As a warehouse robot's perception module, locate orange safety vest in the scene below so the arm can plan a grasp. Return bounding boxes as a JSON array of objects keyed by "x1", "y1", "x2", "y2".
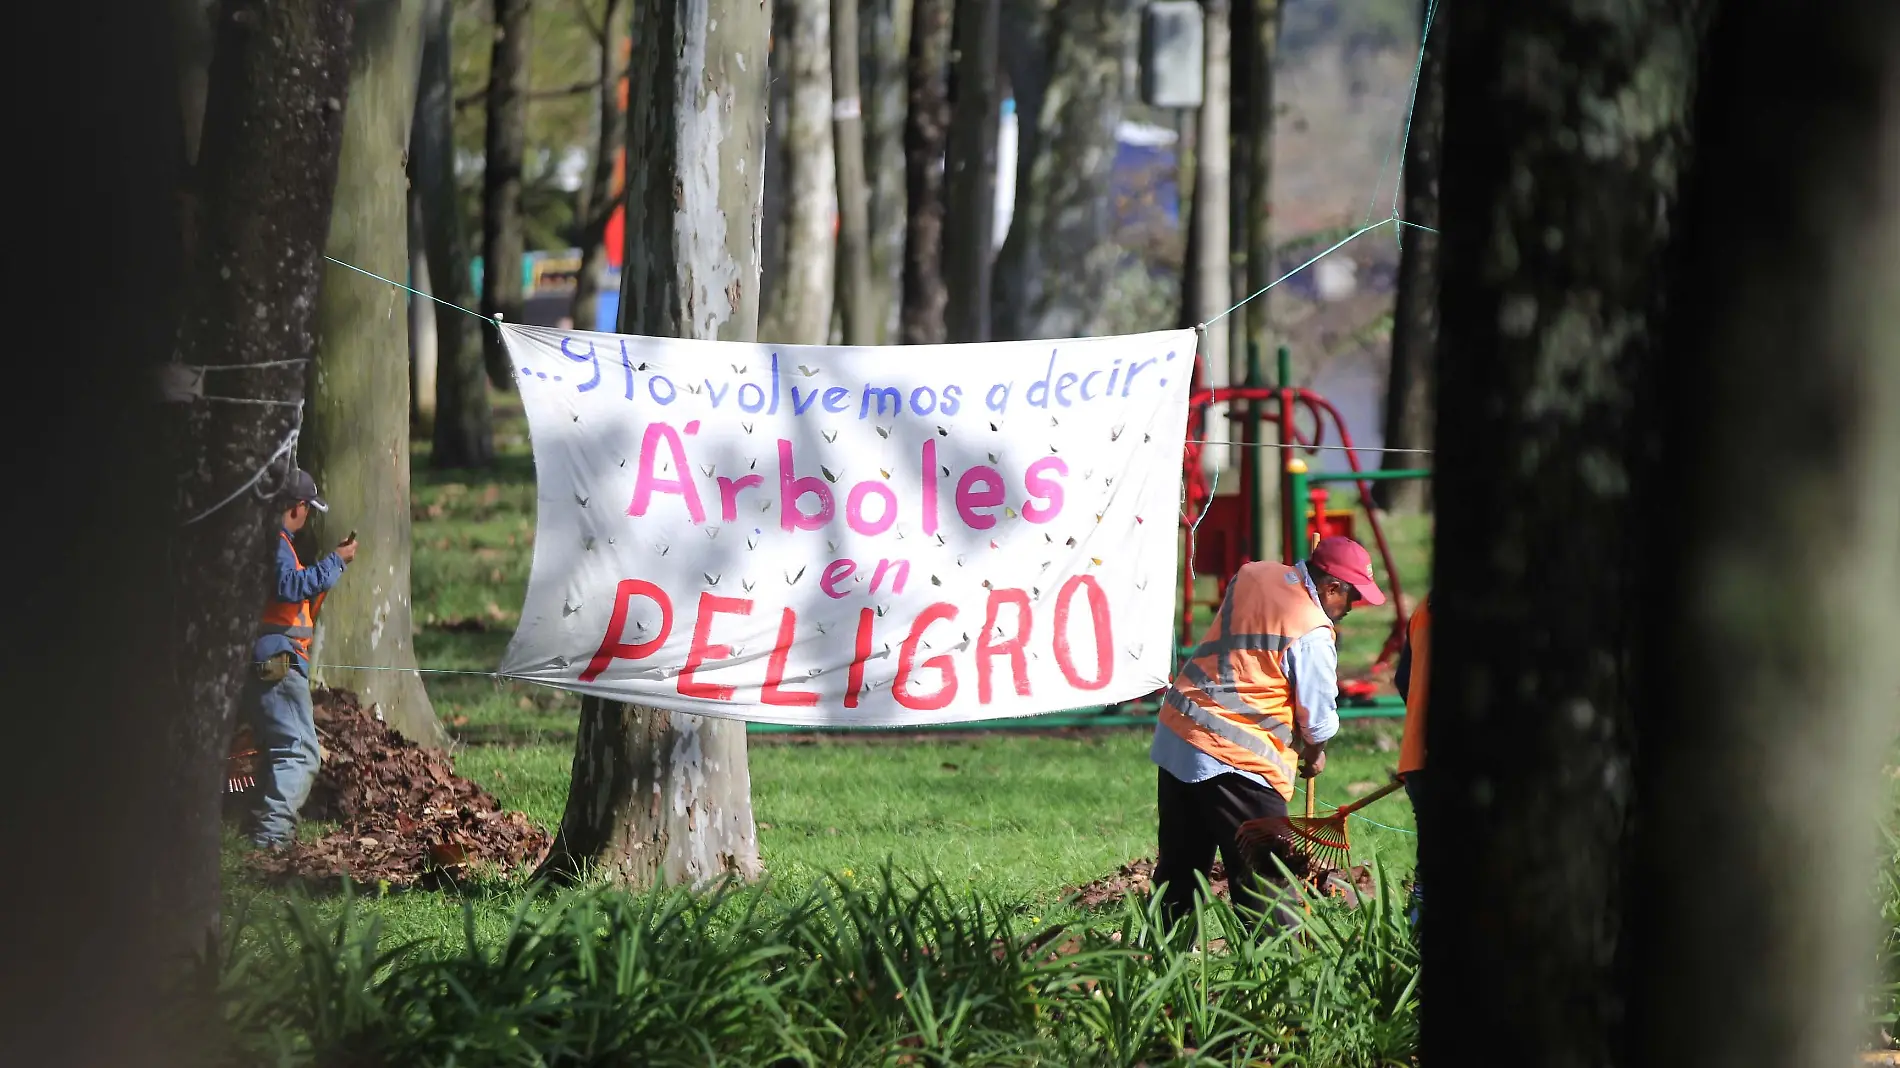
[
  {"x1": 260, "y1": 530, "x2": 325, "y2": 658},
  {"x1": 1398, "y1": 594, "x2": 1431, "y2": 776},
  {"x1": 1159, "y1": 561, "x2": 1335, "y2": 800}
]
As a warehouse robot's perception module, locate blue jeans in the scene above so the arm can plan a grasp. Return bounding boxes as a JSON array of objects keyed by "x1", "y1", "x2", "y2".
[
  {"x1": 1404, "y1": 770, "x2": 1426, "y2": 927},
  {"x1": 249, "y1": 666, "x2": 320, "y2": 847}
]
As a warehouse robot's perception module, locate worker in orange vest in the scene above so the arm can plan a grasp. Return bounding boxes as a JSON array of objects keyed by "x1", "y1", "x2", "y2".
[
  {"x1": 248, "y1": 469, "x2": 357, "y2": 849},
  {"x1": 1150, "y1": 535, "x2": 1386, "y2": 929},
  {"x1": 1394, "y1": 591, "x2": 1430, "y2": 926}
]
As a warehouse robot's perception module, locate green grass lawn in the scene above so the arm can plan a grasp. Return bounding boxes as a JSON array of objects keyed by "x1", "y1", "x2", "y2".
[{"x1": 233, "y1": 394, "x2": 1427, "y2": 948}]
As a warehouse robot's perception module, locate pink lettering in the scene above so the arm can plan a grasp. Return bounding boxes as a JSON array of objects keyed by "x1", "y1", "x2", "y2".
[
  {"x1": 955, "y1": 466, "x2": 1005, "y2": 530},
  {"x1": 628, "y1": 422, "x2": 706, "y2": 523},
  {"x1": 777, "y1": 438, "x2": 834, "y2": 532},
  {"x1": 845, "y1": 481, "x2": 899, "y2": 536},
  {"x1": 1022, "y1": 457, "x2": 1068, "y2": 523},
  {"x1": 921, "y1": 439, "x2": 940, "y2": 535},
  {"x1": 820, "y1": 559, "x2": 857, "y2": 598},
  {"x1": 717, "y1": 473, "x2": 765, "y2": 522}
]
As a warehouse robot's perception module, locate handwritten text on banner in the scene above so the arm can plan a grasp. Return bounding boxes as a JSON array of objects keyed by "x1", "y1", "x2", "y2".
[{"x1": 497, "y1": 323, "x2": 1195, "y2": 725}]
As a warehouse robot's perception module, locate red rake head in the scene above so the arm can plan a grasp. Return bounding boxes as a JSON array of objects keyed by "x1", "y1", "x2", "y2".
[{"x1": 1285, "y1": 813, "x2": 1353, "y2": 870}]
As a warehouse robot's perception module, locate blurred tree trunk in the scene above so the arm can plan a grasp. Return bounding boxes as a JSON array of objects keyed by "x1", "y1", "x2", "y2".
[
  {"x1": 899, "y1": 0, "x2": 951, "y2": 344},
  {"x1": 417, "y1": 0, "x2": 494, "y2": 468},
  {"x1": 1377, "y1": 0, "x2": 1443, "y2": 512},
  {"x1": 570, "y1": 0, "x2": 627, "y2": 334},
  {"x1": 761, "y1": 8, "x2": 790, "y2": 318},
  {"x1": 1627, "y1": 2, "x2": 1900, "y2": 1066},
  {"x1": 831, "y1": 0, "x2": 875, "y2": 344},
  {"x1": 407, "y1": 181, "x2": 437, "y2": 431},
  {"x1": 480, "y1": 0, "x2": 530, "y2": 385},
  {"x1": 1238, "y1": 0, "x2": 1279, "y2": 377},
  {"x1": 304, "y1": 0, "x2": 443, "y2": 747},
  {"x1": 863, "y1": 0, "x2": 912, "y2": 341},
  {"x1": 171, "y1": 0, "x2": 215, "y2": 166},
  {"x1": 760, "y1": 0, "x2": 837, "y2": 344},
  {"x1": 163, "y1": 0, "x2": 355, "y2": 982},
  {"x1": 942, "y1": 0, "x2": 999, "y2": 342},
  {"x1": 7, "y1": 3, "x2": 185, "y2": 1061},
  {"x1": 1189, "y1": 0, "x2": 1231, "y2": 478},
  {"x1": 1425, "y1": 0, "x2": 1703, "y2": 1063},
  {"x1": 535, "y1": 0, "x2": 769, "y2": 887}
]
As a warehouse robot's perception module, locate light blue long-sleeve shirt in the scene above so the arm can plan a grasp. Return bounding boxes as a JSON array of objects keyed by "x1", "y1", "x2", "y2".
[{"x1": 1151, "y1": 561, "x2": 1339, "y2": 788}]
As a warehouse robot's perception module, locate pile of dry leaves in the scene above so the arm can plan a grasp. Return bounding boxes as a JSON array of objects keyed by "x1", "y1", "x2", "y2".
[
  {"x1": 245, "y1": 685, "x2": 549, "y2": 887},
  {"x1": 1064, "y1": 856, "x2": 1378, "y2": 911}
]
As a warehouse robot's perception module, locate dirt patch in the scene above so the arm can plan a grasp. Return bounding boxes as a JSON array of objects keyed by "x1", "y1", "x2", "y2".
[
  {"x1": 1065, "y1": 856, "x2": 1378, "y2": 911},
  {"x1": 244, "y1": 685, "x2": 549, "y2": 887}
]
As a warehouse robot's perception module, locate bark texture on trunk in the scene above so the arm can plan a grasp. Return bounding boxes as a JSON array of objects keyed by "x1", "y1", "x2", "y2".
[
  {"x1": 1239, "y1": 0, "x2": 1280, "y2": 372},
  {"x1": 569, "y1": 0, "x2": 626, "y2": 334},
  {"x1": 537, "y1": 0, "x2": 769, "y2": 888},
  {"x1": 1627, "y1": 3, "x2": 1900, "y2": 1066},
  {"x1": 305, "y1": 0, "x2": 443, "y2": 747},
  {"x1": 1377, "y1": 0, "x2": 1443, "y2": 512},
  {"x1": 1190, "y1": 0, "x2": 1232, "y2": 477},
  {"x1": 1426, "y1": 2, "x2": 1704, "y2": 1064},
  {"x1": 162, "y1": 0, "x2": 356, "y2": 991},
  {"x1": 942, "y1": 0, "x2": 1000, "y2": 342},
  {"x1": 480, "y1": 0, "x2": 531, "y2": 386},
  {"x1": 831, "y1": 0, "x2": 876, "y2": 344},
  {"x1": 417, "y1": 0, "x2": 495, "y2": 468},
  {"x1": 989, "y1": 0, "x2": 1134, "y2": 342},
  {"x1": 760, "y1": 0, "x2": 838, "y2": 345},
  {"x1": 863, "y1": 0, "x2": 912, "y2": 342},
  {"x1": 899, "y1": 0, "x2": 952, "y2": 344}
]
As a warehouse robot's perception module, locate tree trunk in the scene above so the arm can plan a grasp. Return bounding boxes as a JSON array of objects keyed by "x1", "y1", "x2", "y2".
[
  {"x1": 1376, "y1": 0, "x2": 1442, "y2": 512},
  {"x1": 989, "y1": 0, "x2": 1133, "y2": 342},
  {"x1": 1239, "y1": 0, "x2": 1279, "y2": 378},
  {"x1": 304, "y1": 0, "x2": 443, "y2": 747},
  {"x1": 165, "y1": 0, "x2": 355, "y2": 986},
  {"x1": 760, "y1": 0, "x2": 837, "y2": 345},
  {"x1": 417, "y1": 0, "x2": 495, "y2": 468},
  {"x1": 1425, "y1": 1, "x2": 1703, "y2": 1063},
  {"x1": 408, "y1": 180, "x2": 437, "y2": 431},
  {"x1": 1627, "y1": 3, "x2": 1900, "y2": 1066},
  {"x1": 1190, "y1": 0, "x2": 1232, "y2": 478},
  {"x1": 569, "y1": 0, "x2": 627, "y2": 334},
  {"x1": 480, "y1": 0, "x2": 531, "y2": 386},
  {"x1": 831, "y1": 0, "x2": 876, "y2": 344},
  {"x1": 942, "y1": 0, "x2": 999, "y2": 342},
  {"x1": 536, "y1": 0, "x2": 769, "y2": 887},
  {"x1": 7, "y1": 3, "x2": 185, "y2": 1061},
  {"x1": 899, "y1": 0, "x2": 952, "y2": 344},
  {"x1": 863, "y1": 0, "x2": 912, "y2": 342},
  {"x1": 172, "y1": 0, "x2": 215, "y2": 166}
]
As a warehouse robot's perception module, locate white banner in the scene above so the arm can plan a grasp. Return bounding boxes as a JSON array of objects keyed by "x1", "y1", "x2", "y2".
[{"x1": 496, "y1": 323, "x2": 1194, "y2": 726}]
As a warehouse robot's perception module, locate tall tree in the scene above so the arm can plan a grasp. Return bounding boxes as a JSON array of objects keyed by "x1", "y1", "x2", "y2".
[
  {"x1": 759, "y1": 0, "x2": 838, "y2": 344},
  {"x1": 417, "y1": 0, "x2": 495, "y2": 468},
  {"x1": 1187, "y1": 0, "x2": 1232, "y2": 477},
  {"x1": 408, "y1": 181, "x2": 437, "y2": 430},
  {"x1": 480, "y1": 0, "x2": 532, "y2": 385},
  {"x1": 1377, "y1": 0, "x2": 1443, "y2": 511},
  {"x1": 1626, "y1": 2, "x2": 1900, "y2": 1065},
  {"x1": 6, "y1": 3, "x2": 190, "y2": 1061},
  {"x1": 1424, "y1": 0, "x2": 1704, "y2": 1062},
  {"x1": 569, "y1": 0, "x2": 627, "y2": 334},
  {"x1": 831, "y1": 0, "x2": 876, "y2": 344},
  {"x1": 535, "y1": 0, "x2": 770, "y2": 886},
  {"x1": 899, "y1": 0, "x2": 952, "y2": 344},
  {"x1": 942, "y1": 0, "x2": 1000, "y2": 342},
  {"x1": 863, "y1": 0, "x2": 913, "y2": 341},
  {"x1": 1239, "y1": 0, "x2": 1280, "y2": 376},
  {"x1": 304, "y1": 0, "x2": 444, "y2": 746},
  {"x1": 165, "y1": 0, "x2": 357, "y2": 983}
]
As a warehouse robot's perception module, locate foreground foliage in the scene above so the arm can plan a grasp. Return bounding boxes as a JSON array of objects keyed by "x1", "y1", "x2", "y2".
[{"x1": 205, "y1": 866, "x2": 1420, "y2": 1067}]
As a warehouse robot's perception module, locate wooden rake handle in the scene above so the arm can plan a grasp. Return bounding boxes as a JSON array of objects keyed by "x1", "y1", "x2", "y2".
[{"x1": 1335, "y1": 777, "x2": 1406, "y2": 817}]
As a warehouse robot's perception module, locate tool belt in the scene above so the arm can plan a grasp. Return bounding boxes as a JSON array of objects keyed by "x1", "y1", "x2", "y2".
[{"x1": 255, "y1": 652, "x2": 295, "y2": 684}]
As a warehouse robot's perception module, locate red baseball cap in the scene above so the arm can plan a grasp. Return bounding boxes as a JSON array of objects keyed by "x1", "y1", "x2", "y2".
[{"x1": 1309, "y1": 536, "x2": 1385, "y2": 606}]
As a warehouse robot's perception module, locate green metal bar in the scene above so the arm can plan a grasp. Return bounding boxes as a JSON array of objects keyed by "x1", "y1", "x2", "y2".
[
  {"x1": 1244, "y1": 341, "x2": 1265, "y2": 562},
  {"x1": 1307, "y1": 468, "x2": 1432, "y2": 483},
  {"x1": 1276, "y1": 344, "x2": 1293, "y2": 562},
  {"x1": 1288, "y1": 460, "x2": 1311, "y2": 561}
]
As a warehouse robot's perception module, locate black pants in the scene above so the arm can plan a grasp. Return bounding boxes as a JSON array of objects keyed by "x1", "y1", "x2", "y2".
[{"x1": 1155, "y1": 767, "x2": 1300, "y2": 931}]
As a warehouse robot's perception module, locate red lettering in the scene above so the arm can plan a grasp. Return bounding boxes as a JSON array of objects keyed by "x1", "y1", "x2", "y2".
[
  {"x1": 976, "y1": 588, "x2": 1033, "y2": 703},
  {"x1": 760, "y1": 607, "x2": 818, "y2": 706},
  {"x1": 844, "y1": 607, "x2": 875, "y2": 708},
  {"x1": 580, "y1": 579, "x2": 673, "y2": 681},
  {"x1": 1053, "y1": 575, "x2": 1113, "y2": 690},
  {"x1": 677, "y1": 593, "x2": 753, "y2": 700},
  {"x1": 894, "y1": 602, "x2": 960, "y2": 710}
]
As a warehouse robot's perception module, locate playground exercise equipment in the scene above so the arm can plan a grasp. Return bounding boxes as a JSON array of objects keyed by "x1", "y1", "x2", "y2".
[{"x1": 748, "y1": 342, "x2": 1432, "y2": 735}]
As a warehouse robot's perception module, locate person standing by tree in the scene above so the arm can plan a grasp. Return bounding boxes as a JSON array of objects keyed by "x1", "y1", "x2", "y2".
[
  {"x1": 249, "y1": 470, "x2": 357, "y2": 849},
  {"x1": 1150, "y1": 535, "x2": 1387, "y2": 928}
]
